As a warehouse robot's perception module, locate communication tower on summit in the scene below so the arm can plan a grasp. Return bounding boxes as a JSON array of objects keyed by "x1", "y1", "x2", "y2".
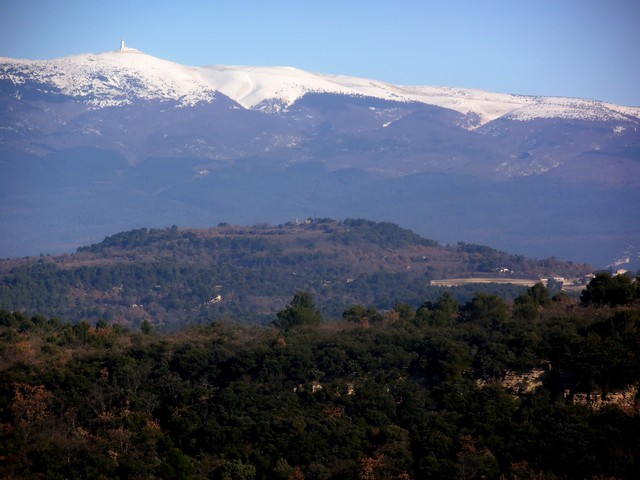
[{"x1": 120, "y1": 37, "x2": 126, "y2": 50}]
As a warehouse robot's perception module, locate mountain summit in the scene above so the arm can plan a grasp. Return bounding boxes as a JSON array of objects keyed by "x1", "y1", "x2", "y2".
[
  {"x1": 0, "y1": 48, "x2": 639, "y2": 267},
  {"x1": 2, "y1": 46, "x2": 639, "y2": 128}
]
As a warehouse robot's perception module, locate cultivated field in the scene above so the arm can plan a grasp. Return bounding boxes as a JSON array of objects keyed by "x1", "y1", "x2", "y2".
[{"x1": 430, "y1": 277, "x2": 542, "y2": 287}]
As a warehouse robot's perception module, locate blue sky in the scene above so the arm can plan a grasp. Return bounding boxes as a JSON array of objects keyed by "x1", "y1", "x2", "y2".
[{"x1": 1, "y1": 0, "x2": 639, "y2": 106}]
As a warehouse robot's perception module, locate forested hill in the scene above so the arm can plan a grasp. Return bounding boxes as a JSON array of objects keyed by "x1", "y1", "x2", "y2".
[
  {"x1": 0, "y1": 219, "x2": 592, "y2": 327},
  {"x1": 1, "y1": 275, "x2": 639, "y2": 479}
]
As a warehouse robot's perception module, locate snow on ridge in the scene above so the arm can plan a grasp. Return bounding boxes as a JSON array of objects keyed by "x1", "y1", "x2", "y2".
[
  {"x1": 200, "y1": 66, "x2": 640, "y2": 126},
  {"x1": 0, "y1": 50, "x2": 218, "y2": 107},
  {"x1": 198, "y1": 64, "x2": 537, "y2": 124},
  {"x1": 2, "y1": 50, "x2": 640, "y2": 126},
  {"x1": 504, "y1": 96, "x2": 640, "y2": 123}
]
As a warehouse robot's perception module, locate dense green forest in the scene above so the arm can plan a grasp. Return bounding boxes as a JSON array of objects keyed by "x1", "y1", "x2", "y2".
[
  {"x1": 0, "y1": 220, "x2": 593, "y2": 327},
  {"x1": 1, "y1": 274, "x2": 639, "y2": 479}
]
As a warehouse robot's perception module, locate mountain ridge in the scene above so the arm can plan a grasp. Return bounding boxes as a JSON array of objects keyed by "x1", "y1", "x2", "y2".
[
  {"x1": 1, "y1": 46, "x2": 639, "y2": 267},
  {"x1": 3, "y1": 48, "x2": 639, "y2": 128}
]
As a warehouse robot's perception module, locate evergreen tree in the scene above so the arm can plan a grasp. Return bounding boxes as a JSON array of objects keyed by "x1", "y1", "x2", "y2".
[{"x1": 274, "y1": 291, "x2": 322, "y2": 330}]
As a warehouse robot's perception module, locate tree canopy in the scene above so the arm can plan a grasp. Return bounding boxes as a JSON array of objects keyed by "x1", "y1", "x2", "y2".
[
  {"x1": 275, "y1": 291, "x2": 322, "y2": 330},
  {"x1": 1, "y1": 271, "x2": 639, "y2": 479}
]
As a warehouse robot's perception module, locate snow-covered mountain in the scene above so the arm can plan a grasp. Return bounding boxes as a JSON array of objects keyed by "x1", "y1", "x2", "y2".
[
  {"x1": 1, "y1": 45, "x2": 639, "y2": 267},
  {"x1": 3, "y1": 46, "x2": 639, "y2": 127}
]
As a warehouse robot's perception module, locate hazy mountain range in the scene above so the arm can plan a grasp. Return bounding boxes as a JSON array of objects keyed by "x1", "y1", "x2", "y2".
[{"x1": 1, "y1": 45, "x2": 639, "y2": 267}]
